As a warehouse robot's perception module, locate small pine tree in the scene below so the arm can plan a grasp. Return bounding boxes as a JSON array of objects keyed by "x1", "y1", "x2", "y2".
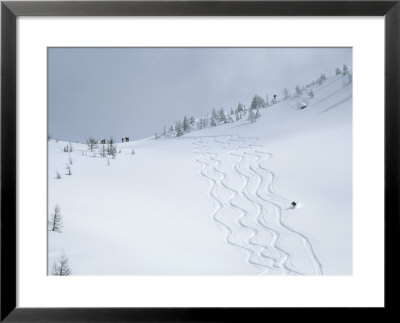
[
  {"x1": 131, "y1": 149, "x2": 135, "y2": 155},
  {"x1": 55, "y1": 171, "x2": 61, "y2": 179},
  {"x1": 105, "y1": 137, "x2": 117, "y2": 157},
  {"x1": 189, "y1": 116, "x2": 195, "y2": 126},
  {"x1": 230, "y1": 108, "x2": 234, "y2": 115},
  {"x1": 86, "y1": 137, "x2": 98, "y2": 152},
  {"x1": 183, "y1": 116, "x2": 190, "y2": 133},
  {"x1": 308, "y1": 90, "x2": 314, "y2": 99},
  {"x1": 210, "y1": 117, "x2": 217, "y2": 127},
  {"x1": 169, "y1": 125, "x2": 174, "y2": 133},
  {"x1": 237, "y1": 103, "x2": 244, "y2": 113},
  {"x1": 154, "y1": 133, "x2": 159, "y2": 140},
  {"x1": 336, "y1": 67, "x2": 342, "y2": 75},
  {"x1": 250, "y1": 95, "x2": 266, "y2": 110},
  {"x1": 343, "y1": 64, "x2": 349, "y2": 75},
  {"x1": 175, "y1": 121, "x2": 183, "y2": 137},
  {"x1": 48, "y1": 204, "x2": 63, "y2": 232},
  {"x1": 236, "y1": 112, "x2": 240, "y2": 121},
  {"x1": 218, "y1": 108, "x2": 227, "y2": 123},
  {"x1": 211, "y1": 108, "x2": 219, "y2": 121},
  {"x1": 295, "y1": 85, "x2": 302, "y2": 97},
  {"x1": 348, "y1": 73, "x2": 352, "y2": 84},
  {"x1": 51, "y1": 251, "x2": 71, "y2": 276}
]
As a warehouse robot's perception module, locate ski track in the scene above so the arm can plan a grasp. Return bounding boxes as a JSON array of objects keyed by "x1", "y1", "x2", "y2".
[{"x1": 191, "y1": 134, "x2": 323, "y2": 276}]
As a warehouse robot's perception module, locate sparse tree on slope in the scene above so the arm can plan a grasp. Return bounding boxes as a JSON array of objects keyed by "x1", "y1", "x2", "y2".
[
  {"x1": 343, "y1": 64, "x2": 349, "y2": 75},
  {"x1": 175, "y1": 121, "x2": 183, "y2": 137},
  {"x1": 210, "y1": 116, "x2": 217, "y2": 127},
  {"x1": 51, "y1": 251, "x2": 71, "y2": 276},
  {"x1": 183, "y1": 116, "x2": 190, "y2": 133},
  {"x1": 237, "y1": 103, "x2": 245, "y2": 113},
  {"x1": 250, "y1": 95, "x2": 266, "y2": 110},
  {"x1": 86, "y1": 137, "x2": 98, "y2": 152},
  {"x1": 48, "y1": 204, "x2": 63, "y2": 233},
  {"x1": 218, "y1": 108, "x2": 227, "y2": 123},
  {"x1": 295, "y1": 85, "x2": 303, "y2": 97},
  {"x1": 105, "y1": 137, "x2": 117, "y2": 157},
  {"x1": 336, "y1": 67, "x2": 342, "y2": 75}
]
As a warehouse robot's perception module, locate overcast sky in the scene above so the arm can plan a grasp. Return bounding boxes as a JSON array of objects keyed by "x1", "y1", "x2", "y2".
[{"x1": 48, "y1": 47, "x2": 352, "y2": 142}]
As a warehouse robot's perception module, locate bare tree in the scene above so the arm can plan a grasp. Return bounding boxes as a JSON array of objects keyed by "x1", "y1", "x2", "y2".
[
  {"x1": 86, "y1": 137, "x2": 98, "y2": 152},
  {"x1": 48, "y1": 204, "x2": 63, "y2": 232},
  {"x1": 51, "y1": 251, "x2": 71, "y2": 276}
]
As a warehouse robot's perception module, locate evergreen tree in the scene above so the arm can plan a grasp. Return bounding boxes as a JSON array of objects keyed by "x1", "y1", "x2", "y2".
[
  {"x1": 183, "y1": 116, "x2": 190, "y2": 132},
  {"x1": 336, "y1": 67, "x2": 342, "y2": 75},
  {"x1": 189, "y1": 116, "x2": 195, "y2": 126},
  {"x1": 86, "y1": 137, "x2": 98, "y2": 152},
  {"x1": 218, "y1": 108, "x2": 227, "y2": 123},
  {"x1": 230, "y1": 108, "x2": 234, "y2": 115},
  {"x1": 343, "y1": 64, "x2": 349, "y2": 75},
  {"x1": 308, "y1": 90, "x2": 314, "y2": 99},
  {"x1": 250, "y1": 95, "x2": 266, "y2": 110},
  {"x1": 105, "y1": 137, "x2": 117, "y2": 157},
  {"x1": 295, "y1": 85, "x2": 303, "y2": 96},
  {"x1": 210, "y1": 116, "x2": 217, "y2": 127},
  {"x1": 211, "y1": 108, "x2": 219, "y2": 121},
  {"x1": 237, "y1": 103, "x2": 244, "y2": 113},
  {"x1": 175, "y1": 121, "x2": 183, "y2": 137}
]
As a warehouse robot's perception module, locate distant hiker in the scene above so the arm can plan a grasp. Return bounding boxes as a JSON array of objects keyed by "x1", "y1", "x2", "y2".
[
  {"x1": 125, "y1": 137, "x2": 129, "y2": 142},
  {"x1": 121, "y1": 138, "x2": 124, "y2": 143},
  {"x1": 290, "y1": 201, "x2": 297, "y2": 209},
  {"x1": 273, "y1": 94, "x2": 277, "y2": 100}
]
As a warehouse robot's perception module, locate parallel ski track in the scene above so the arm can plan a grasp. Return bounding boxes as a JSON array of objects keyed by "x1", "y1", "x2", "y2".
[{"x1": 191, "y1": 134, "x2": 322, "y2": 275}]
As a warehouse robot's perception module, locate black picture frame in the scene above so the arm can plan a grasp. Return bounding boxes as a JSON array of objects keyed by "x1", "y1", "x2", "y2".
[{"x1": 1, "y1": 0, "x2": 399, "y2": 321}]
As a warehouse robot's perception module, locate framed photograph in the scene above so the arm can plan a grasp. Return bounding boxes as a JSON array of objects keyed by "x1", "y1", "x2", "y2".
[{"x1": 1, "y1": 0, "x2": 398, "y2": 321}]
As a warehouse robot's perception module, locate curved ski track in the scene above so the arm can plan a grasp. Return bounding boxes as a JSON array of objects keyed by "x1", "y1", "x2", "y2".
[{"x1": 191, "y1": 134, "x2": 323, "y2": 275}]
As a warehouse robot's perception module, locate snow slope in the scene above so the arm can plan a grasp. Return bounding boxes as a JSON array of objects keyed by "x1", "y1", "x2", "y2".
[{"x1": 48, "y1": 74, "x2": 352, "y2": 275}]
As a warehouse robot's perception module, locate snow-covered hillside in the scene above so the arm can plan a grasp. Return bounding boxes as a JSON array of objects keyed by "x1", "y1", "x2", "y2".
[{"x1": 48, "y1": 73, "x2": 352, "y2": 275}]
